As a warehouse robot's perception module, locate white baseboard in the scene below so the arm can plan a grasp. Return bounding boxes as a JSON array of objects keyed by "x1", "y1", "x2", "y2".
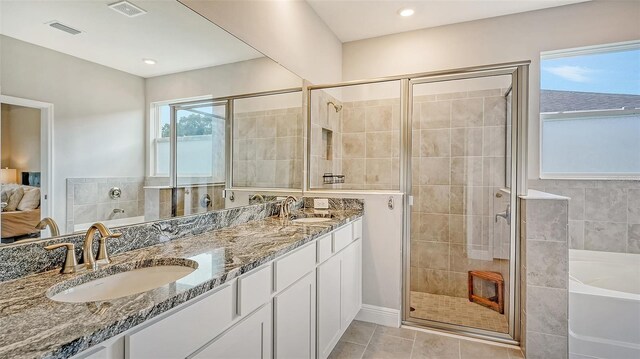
[{"x1": 355, "y1": 304, "x2": 401, "y2": 328}]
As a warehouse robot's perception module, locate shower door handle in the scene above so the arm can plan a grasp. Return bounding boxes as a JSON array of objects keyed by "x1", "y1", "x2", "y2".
[{"x1": 495, "y1": 204, "x2": 511, "y2": 225}]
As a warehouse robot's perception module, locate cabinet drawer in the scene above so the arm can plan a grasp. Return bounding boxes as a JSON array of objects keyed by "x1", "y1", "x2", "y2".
[
  {"x1": 190, "y1": 304, "x2": 272, "y2": 359},
  {"x1": 353, "y1": 219, "x2": 362, "y2": 240},
  {"x1": 333, "y1": 224, "x2": 353, "y2": 253},
  {"x1": 274, "y1": 243, "x2": 316, "y2": 292},
  {"x1": 126, "y1": 285, "x2": 233, "y2": 359},
  {"x1": 238, "y1": 265, "x2": 271, "y2": 316},
  {"x1": 316, "y1": 234, "x2": 332, "y2": 264}
]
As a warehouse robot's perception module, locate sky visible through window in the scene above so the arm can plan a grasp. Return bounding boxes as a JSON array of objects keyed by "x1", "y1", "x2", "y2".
[{"x1": 541, "y1": 47, "x2": 640, "y2": 95}]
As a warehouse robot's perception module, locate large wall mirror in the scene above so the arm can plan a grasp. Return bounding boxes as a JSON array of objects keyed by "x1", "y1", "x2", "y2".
[{"x1": 0, "y1": 0, "x2": 303, "y2": 243}]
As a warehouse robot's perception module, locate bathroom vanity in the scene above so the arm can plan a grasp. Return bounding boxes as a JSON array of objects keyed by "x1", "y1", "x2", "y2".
[{"x1": 0, "y1": 204, "x2": 363, "y2": 359}]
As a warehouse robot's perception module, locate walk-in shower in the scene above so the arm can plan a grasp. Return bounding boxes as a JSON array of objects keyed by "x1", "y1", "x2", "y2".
[
  {"x1": 404, "y1": 65, "x2": 528, "y2": 343},
  {"x1": 307, "y1": 63, "x2": 529, "y2": 344}
]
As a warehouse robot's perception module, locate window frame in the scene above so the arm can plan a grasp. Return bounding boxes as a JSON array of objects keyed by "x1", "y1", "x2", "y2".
[
  {"x1": 539, "y1": 40, "x2": 640, "y2": 180},
  {"x1": 148, "y1": 95, "x2": 213, "y2": 178}
]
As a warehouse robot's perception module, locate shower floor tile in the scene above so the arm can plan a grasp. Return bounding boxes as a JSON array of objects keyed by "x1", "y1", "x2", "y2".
[{"x1": 409, "y1": 291, "x2": 509, "y2": 333}]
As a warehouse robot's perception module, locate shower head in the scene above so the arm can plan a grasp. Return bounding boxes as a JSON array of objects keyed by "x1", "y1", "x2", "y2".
[{"x1": 327, "y1": 101, "x2": 343, "y2": 112}]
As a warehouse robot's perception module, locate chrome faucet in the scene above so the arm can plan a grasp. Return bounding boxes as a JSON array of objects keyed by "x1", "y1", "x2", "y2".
[
  {"x1": 280, "y1": 196, "x2": 298, "y2": 218},
  {"x1": 83, "y1": 222, "x2": 121, "y2": 270},
  {"x1": 35, "y1": 217, "x2": 60, "y2": 237}
]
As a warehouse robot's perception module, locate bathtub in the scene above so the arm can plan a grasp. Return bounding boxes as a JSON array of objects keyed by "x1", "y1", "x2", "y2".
[
  {"x1": 569, "y1": 249, "x2": 640, "y2": 359},
  {"x1": 74, "y1": 216, "x2": 146, "y2": 233}
]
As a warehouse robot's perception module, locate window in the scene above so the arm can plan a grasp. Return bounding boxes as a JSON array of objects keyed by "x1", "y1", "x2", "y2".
[
  {"x1": 151, "y1": 103, "x2": 171, "y2": 176},
  {"x1": 540, "y1": 41, "x2": 640, "y2": 179},
  {"x1": 150, "y1": 99, "x2": 226, "y2": 183}
]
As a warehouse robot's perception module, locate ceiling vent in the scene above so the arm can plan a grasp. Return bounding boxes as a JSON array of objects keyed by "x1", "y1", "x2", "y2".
[
  {"x1": 48, "y1": 21, "x2": 82, "y2": 35},
  {"x1": 108, "y1": 1, "x2": 147, "y2": 17}
]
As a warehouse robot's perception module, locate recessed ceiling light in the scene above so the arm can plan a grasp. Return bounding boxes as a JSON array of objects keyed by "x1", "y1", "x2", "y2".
[
  {"x1": 398, "y1": 8, "x2": 415, "y2": 17},
  {"x1": 143, "y1": 58, "x2": 157, "y2": 65}
]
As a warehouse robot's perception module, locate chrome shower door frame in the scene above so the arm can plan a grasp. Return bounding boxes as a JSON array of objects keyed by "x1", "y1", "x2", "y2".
[{"x1": 402, "y1": 64, "x2": 529, "y2": 344}]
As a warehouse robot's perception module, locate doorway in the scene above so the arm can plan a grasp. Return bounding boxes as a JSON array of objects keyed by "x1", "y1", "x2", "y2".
[
  {"x1": 403, "y1": 66, "x2": 527, "y2": 343},
  {"x1": 0, "y1": 96, "x2": 53, "y2": 241}
]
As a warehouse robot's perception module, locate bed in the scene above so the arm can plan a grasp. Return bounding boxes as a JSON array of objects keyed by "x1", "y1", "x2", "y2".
[
  {"x1": 2, "y1": 208, "x2": 41, "y2": 238},
  {"x1": 1, "y1": 184, "x2": 42, "y2": 240}
]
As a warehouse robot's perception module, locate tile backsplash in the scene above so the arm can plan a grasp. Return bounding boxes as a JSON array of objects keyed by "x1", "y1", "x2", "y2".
[{"x1": 529, "y1": 179, "x2": 640, "y2": 254}]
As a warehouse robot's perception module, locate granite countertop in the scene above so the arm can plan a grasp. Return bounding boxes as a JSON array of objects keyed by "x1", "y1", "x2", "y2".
[{"x1": 0, "y1": 208, "x2": 363, "y2": 359}]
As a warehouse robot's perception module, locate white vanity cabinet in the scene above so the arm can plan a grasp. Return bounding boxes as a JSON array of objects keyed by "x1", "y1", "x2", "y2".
[
  {"x1": 317, "y1": 254, "x2": 342, "y2": 359},
  {"x1": 274, "y1": 271, "x2": 316, "y2": 358},
  {"x1": 71, "y1": 217, "x2": 363, "y2": 359},
  {"x1": 190, "y1": 304, "x2": 272, "y2": 359},
  {"x1": 317, "y1": 220, "x2": 363, "y2": 359}
]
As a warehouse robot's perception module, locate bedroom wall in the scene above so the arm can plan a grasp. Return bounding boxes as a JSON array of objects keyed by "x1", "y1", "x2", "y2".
[
  {"x1": 0, "y1": 104, "x2": 41, "y2": 177},
  {"x1": 0, "y1": 35, "x2": 146, "y2": 230},
  {"x1": 1, "y1": 105, "x2": 10, "y2": 168}
]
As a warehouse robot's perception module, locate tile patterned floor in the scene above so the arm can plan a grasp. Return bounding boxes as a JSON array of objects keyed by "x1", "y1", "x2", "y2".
[
  {"x1": 329, "y1": 320, "x2": 524, "y2": 359},
  {"x1": 409, "y1": 291, "x2": 509, "y2": 333}
]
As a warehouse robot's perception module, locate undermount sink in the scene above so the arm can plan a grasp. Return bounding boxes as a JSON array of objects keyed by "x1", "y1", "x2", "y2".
[
  {"x1": 292, "y1": 217, "x2": 333, "y2": 223},
  {"x1": 47, "y1": 258, "x2": 198, "y2": 303}
]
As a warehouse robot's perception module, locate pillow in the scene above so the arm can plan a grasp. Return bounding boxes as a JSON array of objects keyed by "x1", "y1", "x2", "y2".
[
  {"x1": 17, "y1": 187, "x2": 40, "y2": 211},
  {"x1": 1, "y1": 184, "x2": 19, "y2": 203},
  {"x1": 4, "y1": 187, "x2": 24, "y2": 212}
]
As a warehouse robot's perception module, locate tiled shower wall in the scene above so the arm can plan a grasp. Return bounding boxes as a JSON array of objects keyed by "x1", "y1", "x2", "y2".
[
  {"x1": 66, "y1": 177, "x2": 145, "y2": 233},
  {"x1": 520, "y1": 195, "x2": 569, "y2": 358},
  {"x1": 528, "y1": 179, "x2": 640, "y2": 253},
  {"x1": 310, "y1": 91, "x2": 401, "y2": 191},
  {"x1": 233, "y1": 107, "x2": 303, "y2": 188},
  {"x1": 409, "y1": 89, "x2": 511, "y2": 302},
  {"x1": 340, "y1": 98, "x2": 401, "y2": 190},
  {"x1": 310, "y1": 90, "x2": 343, "y2": 189}
]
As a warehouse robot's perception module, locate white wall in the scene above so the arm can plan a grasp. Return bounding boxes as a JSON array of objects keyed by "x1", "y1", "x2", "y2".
[
  {"x1": 0, "y1": 104, "x2": 41, "y2": 174},
  {"x1": 0, "y1": 35, "x2": 146, "y2": 231},
  {"x1": 180, "y1": 0, "x2": 343, "y2": 85},
  {"x1": 342, "y1": 0, "x2": 640, "y2": 179},
  {"x1": 145, "y1": 57, "x2": 301, "y2": 104}
]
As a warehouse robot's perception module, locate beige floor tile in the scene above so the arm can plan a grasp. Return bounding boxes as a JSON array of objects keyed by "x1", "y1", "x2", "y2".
[
  {"x1": 374, "y1": 325, "x2": 417, "y2": 340},
  {"x1": 329, "y1": 341, "x2": 367, "y2": 359},
  {"x1": 409, "y1": 291, "x2": 509, "y2": 333},
  {"x1": 411, "y1": 332, "x2": 460, "y2": 359},
  {"x1": 362, "y1": 333, "x2": 414, "y2": 359},
  {"x1": 459, "y1": 340, "x2": 510, "y2": 359},
  {"x1": 342, "y1": 320, "x2": 377, "y2": 345}
]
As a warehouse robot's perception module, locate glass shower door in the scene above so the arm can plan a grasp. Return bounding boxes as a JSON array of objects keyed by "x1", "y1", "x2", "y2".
[
  {"x1": 406, "y1": 71, "x2": 517, "y2": 339},
  {"x1": 172, "y1": 100, "x2": 227, "y2": 216}
]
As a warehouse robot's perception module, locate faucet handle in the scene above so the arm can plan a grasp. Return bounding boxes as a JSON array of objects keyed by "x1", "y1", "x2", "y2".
[
  {"x1": 44, "y1": 243, "x2": 78, "y2": 274},
  {"x1": 96, "y1": 232, "x2": 121, "y2": 264}
]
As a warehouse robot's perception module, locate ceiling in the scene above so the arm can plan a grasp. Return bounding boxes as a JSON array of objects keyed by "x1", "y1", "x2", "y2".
[
  {"x1": 307, "y1": 0, "x2": 589, "y2": 42},
  {"x1": 0, "y1": 0, "x2": 264, "y2": 78}
]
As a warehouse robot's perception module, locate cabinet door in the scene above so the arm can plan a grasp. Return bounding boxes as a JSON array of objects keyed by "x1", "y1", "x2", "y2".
[
  {"x1": 317, "y1": 254, "x2": 342, "y2": 359},
  {"x1": 341, "y1": 239, "x2": 362, "y2": 328},
  {"x1": 274, "y1": 272, "x2": 316, "y2": 359},
  {"x1": 190, "y1": 305, "x2": 272, "y2": 359},
  {"x1": 126, "y1": 285, "x2": 233, "y2": 359}
]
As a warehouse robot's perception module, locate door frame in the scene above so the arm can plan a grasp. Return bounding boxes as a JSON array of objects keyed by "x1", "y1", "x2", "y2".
[
  {"x1": 401, "y1": 64, "x2": 529, "y2": 344},
  {"x1": 0, "y1": 95, "x2": 54, "y2": 225}
]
